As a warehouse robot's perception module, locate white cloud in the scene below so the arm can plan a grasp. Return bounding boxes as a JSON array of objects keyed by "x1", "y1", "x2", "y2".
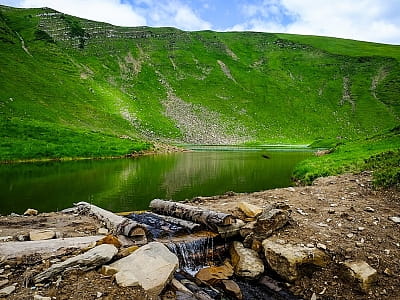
[
  {"x1": 19, "y1": 0, "x2": 146, "y2": 26},
  {"x1": 233, "y1": 0, "x2": 400, "y2": 44}
]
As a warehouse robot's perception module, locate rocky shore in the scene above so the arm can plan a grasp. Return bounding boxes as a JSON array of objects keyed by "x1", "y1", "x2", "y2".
[{"x1": 0, "y1": 172, "x2": 398, "y2": 300}]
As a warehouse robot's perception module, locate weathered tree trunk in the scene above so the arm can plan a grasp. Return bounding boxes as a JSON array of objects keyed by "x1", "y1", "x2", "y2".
[
  {"x1": 0, "y1": 236, "x2": 103, "y2": 259},
  {"x1": 149, "y1": 212, "x2": 201, "y2": 232},
  {"x1": 34, "y1": 244, "x2": 118, "y2": 283},
  {"x1": 149, "y1": 199, "x2": 234, "y2": 230},
  {"x1": 75, "y1": 202, "x2": 148, "y2": 239}
]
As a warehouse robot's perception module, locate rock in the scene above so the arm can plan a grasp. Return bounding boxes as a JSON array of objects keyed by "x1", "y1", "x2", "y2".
[
  {"x1": 0, "y1": 279, "x2": 9, "y2": 288},
  {"x1": 96, "y1": 292, "x2": 102, "y2": 298},
  {"x1": 262, "y1": 239, "x2": 330, "y2": 282},
  {"x1": 341, "y1": 260, "x2": 377, "y2": 291},
  {"x1": 388, "y1": 216, "x2": 400, "y2": 224},
  {"x1": 171, "y1": 278, "x2": 192, "y2": 294},
  {"x1": 33, "y1": 295, "x2": 51, "y2": 300},
  {"x1": 96, "y1": 235, "x2": 122, "y2": 248},
  {"x1": 217, "y1": 219, "x2": 245, "y2": 238},
  {"x1": 0, "y1": 236, "x2": 13, "y2": 242},
  {"x1": 364, "y1": 207, "x2": 375, "y2": 213},
  {"x1": 238, "y1": 202, "x2": 263, "y2": 218},
  {"x1": 221, "y1": 280, "x2": 242, "y2": 300},
  {"x1": 195, "y1": 262, "x2": 233, "y2": 285},
  {"x1": 253, "y1": 209, "x2": 290, "y2": 240},
  {"x1": 100, "y1": 265, "x2": 118, "y2": 276},
  {"x1": 0, "y1": 285, "x2": 16, "y2": 297},
  {"x1": 230, "y1": 241, "x2": 264, "y2": 279},
  {"x1": 17, "y1": 234, "x2": 28, "y2": 241},
  {"x1": 117, "y1": 245, "x2": 139, "y2": 258},
  {"x1": 24, "y1": 208, "x2": 38, "y2": 216},
  {"x1": 34, "y1": 244, "x2": 118, "y2": 283},
  {"x1": 316, "y1": 243, "x2": 327, "y2": 250},
  {"x1": 29, "y1": 230, "x2": 55, "y2": 241},
  {"x1": 239, "y1": 221, "x2": 256, "y2": 238},
  {"x1": 110, "y1": 242, "x2": 178, "y2": 296},
  {"x1": 98, "y1": 227, "x2": 109, "y2": 235}
]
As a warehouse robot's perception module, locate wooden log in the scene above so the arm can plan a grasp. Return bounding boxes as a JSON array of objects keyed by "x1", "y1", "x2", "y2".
[
  {"x1": 75, "y1": 202, "x2": 148, "y2": 239},
  {"x1": 0, "y1": 236, "x2": 103, "y2": 259},
  {"x1": 149, "y1": 212, "x2": 201, "y2": 232},
  {"x1": 149, "y1": 199, "x2": 234, "y2": 230},
  {"x1": 34, "y1": 244, "x2": 118, "y2": 283}
]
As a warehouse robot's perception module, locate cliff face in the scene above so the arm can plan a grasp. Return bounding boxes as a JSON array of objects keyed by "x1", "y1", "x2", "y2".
[{"x1": 0, "y1": 6, "x2": 399, "y2": 159}]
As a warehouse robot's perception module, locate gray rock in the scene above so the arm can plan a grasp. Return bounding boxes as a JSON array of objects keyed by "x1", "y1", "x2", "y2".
[
  {"x1": 110, "y1": 242, "x2": 178, "y2": 296},
  {"x1": 262, "y1": 239, "x2": 330, "y2": 282},
  {"x1": 230, "y1": 241, "x2": 264, "y2": 279},
  {"x1": 341, "y1": 260, "x2": 377, "y2": 291},
  {"x1": 364, "y1": 207, "x2": 375, "y2": 213},
  {"x1": 388, "y1": 216, "x2": 400, "y2": 224},
  {"x1": 0, "y1": 285, "x2": 16, "y2": 297},
  {"x1": 29, "y1": 230, "x2": 56, "y2": 241}
]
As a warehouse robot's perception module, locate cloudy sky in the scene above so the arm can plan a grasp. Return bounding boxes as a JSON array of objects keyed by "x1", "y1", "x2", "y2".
[{"x1": 2, "y1": 0, "x2": 400, "y2": 44}]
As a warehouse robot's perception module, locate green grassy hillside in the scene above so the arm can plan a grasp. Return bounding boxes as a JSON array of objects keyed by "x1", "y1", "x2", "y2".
[{"x1": 0, "y1": 5, "x2": 399, "y2": 161}]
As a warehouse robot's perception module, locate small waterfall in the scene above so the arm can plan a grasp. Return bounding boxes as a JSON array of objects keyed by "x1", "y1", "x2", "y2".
[{"x1": 167, "y1": 236, "x2": 217, "y2": 275}]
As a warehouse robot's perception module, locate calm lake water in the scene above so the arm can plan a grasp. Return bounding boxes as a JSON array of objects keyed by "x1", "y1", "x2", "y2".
[{"x1": 0, "y1": 149, "x2": 311, "y2": 214}]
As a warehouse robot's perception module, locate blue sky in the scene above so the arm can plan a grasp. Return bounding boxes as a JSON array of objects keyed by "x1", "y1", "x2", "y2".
[{"x1": 2, "y1": 0, "x2": 400, "y2": 44}]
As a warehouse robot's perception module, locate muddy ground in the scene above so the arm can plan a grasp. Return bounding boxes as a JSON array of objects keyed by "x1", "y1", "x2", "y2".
[{"x1": 0, "y1": 172, "x2": 399, "y2": 300}]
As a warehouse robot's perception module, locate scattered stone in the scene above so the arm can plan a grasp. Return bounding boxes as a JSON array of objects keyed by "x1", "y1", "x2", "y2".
[
  {"x1": 23, "y1": 208, "x2": 38, "y2": 216},
  {"x1": 252, "y1": 209, "x2": 290, "y2": 240},
  {"x1": 0, "y1": 236, "x2": 13, "y2": 242},
  {"x1": 0, "y1": 285, "x2": 16, "y2": 297},
  {"x1": 96, "y1": 292, "x2": 103, "y2": 298},
  {"x1": 117, "y1": 245, "x2": 139, "y2": 258},
  {"x1": 357, "y1": 227, "x2": 365, "y2": 231},
  {"x1": 238, "y1": 202, "x2": 263, "y2": 218},
  {"x1": 346, "y1": 233, "x2": 354, "y2": 238},
  {"x1": 29, "y1": 230, "x2": 56, "y2": 241},
  {"x1": 287, "y1": 187, "x2": 296, "y2": 192},
  {"x1": 341, "y1": 260, "x2": 377, "y2": 292},
  {"x1": 317, "y1": 223, "x2": 328, "y2": 227},
  {"x1": 17, "y1": 234, "x2": 28, "y2": 241},
  {"x1": 110, "y1": 242, "x2": 178, "y2": 296},
  {"x1": 328, "y1": 209, "x2": 335, "y2": 214},
  {"x1": 34, "y1": 244, "x2": 118, "y2": 283},
  {"x1": 296, "y1": 208, "x2": 308, "y2": 216},
  {"x1": 388, "y1": 216, "x2": 400, "y2": 224},
  {"x1": 33, "y1": 295, "x2": 51, "y2": 300},
  {"x1": 317, "y1": 243, "x2": 327, "y2": 250},
  {"x1": 9, "y1": 213, "x2": 19, "y2": 217},
  {"x1": 221, "y1": 279, "x2": 243, "y2": 300},
  {"x1": 262, "y1": 239, "x2": 330, "y2": 282},
  {"x1": 195, "y1": 262, "x2": 234, "y2": 285},
  {"x1": 0, "y1": 279, "x2": 9, "y2": 288},
  {"x1": 98, "y1": 228, "x2": 109, "y2": 235},
  {"x1": 364, "y1": 207, "x2": 375, "y2": 213},
  {"x1": 230, "y1": 241, "x2": 264, "y2": 279},
  {"x1": 384, "y1": 249, "x2": 390, "y2": 255},
  {"x1": 100, "y1": 265, "x2": 118, "y2": 276},
  {"x1": 384, "y1": 268, "x2": 394, "y2": 276}
]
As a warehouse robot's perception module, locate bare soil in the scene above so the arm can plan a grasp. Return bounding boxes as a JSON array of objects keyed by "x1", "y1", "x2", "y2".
[{"x1": 0, "y1": 172, "x2": 399, "y2": 300}]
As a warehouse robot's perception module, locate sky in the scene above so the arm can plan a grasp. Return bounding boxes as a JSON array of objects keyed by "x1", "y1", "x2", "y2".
[{"x1": 1, "y1": 0, "x2": 400, "y2": 45}]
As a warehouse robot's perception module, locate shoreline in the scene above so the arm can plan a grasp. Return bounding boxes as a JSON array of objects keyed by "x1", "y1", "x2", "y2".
[{"x1": 0, "y1": 172, "x2": 398, "y2": 299}]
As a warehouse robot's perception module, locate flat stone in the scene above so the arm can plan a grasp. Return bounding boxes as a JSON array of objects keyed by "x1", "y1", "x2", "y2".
[
  {"x1": 0, "y1": 279, "x2": 9, "y2": 288},
  {"x1": 98, "y1": 228, "x2": 109, "y2": 235},
  {"x1": 195, "y1": 262, "x2": 234, "y2": 285},
  {"x1": 29, "y1": 230, "x2": 55, "y2": 241},
  {"x1": 100, "y1": 265, "x2": 118, "y2": 276},
  {"x1": 341, "y1": 260, "x2": 377, "y2": 291},
  {"x1": 253, "y1": 209, "x2": 290, "y2": 240},
  {"x1": 24, "y1": 208, "x2": 38, "y2": 216},
  {"x1": 0, "y1": 285, "x2": 16, "y2": 297},
  {"x1": 33, "y1": 295, "x2": 51, "y2": 300},
  {"x1": 238, "y1": 202, "x2": 263, "y2": 218},
  {"x1": 110, "y1": 242, "x2": 178, "y2": 296},
  {"x1": 230, "y1": 241, "x2": 264, "y2": 279},
  {"x1": 221, "y1": 279, "x2": 243, "y2": 300},
  {"x1": 388, "y1": 216, "x2": 400, "y2": 224},
  {"x1": 262, "y1": 239, "x2": 330, "y2": 282}
]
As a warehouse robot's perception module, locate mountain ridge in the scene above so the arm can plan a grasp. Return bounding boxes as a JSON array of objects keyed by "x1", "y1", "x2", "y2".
[{"x1": 0, "y1": 5, "x2": 399, "y2": 160}]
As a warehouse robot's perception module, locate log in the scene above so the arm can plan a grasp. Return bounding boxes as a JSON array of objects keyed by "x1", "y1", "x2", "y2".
[
  {"x1": 149, "y1": 199, "x2": 234, "y2": 230},
  {"x1": 0, "y1": 236, "x2": 103, "y2": 259},
  {"x1": 149, "y1": 212, "x2": 201, "y2": 232},
  {"x1": 34, "y1": 244, "x2": 118, "y2": 283},
  {"x1": 75, "y1": 202, "x2": 148, "y2": 239}
]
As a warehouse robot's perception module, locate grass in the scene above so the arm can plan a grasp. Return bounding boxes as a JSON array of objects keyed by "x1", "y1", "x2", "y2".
[
  {"x1": 0, "y1": 6, "x2": 399, "y2": 162},
  {"x1": 293, "y1": 126, "x2": 400, "y2": 188}
]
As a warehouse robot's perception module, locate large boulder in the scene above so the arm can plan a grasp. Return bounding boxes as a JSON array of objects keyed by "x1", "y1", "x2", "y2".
[
  {"x1": 230, "y1": 241, "x2": 264, "y2": 279},
  {"x1": 341, "y1": 260, "x2": 377, "y2": 292},
  {"x1": 110, "y1": 242, "x2": 178, "y2": 296},
  {"x1": 262, "y1": 239, "x2": 330, "y2": 282}
]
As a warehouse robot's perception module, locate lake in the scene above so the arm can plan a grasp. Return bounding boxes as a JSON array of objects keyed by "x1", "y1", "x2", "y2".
[{"x1": 0, "y1": 149, "x2": 312, "y2": 214}]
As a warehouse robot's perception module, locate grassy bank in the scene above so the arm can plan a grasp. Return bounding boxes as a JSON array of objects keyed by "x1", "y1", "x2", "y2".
[{"x1": 293, "y1": 127, "x2": 400, "y2": 188}]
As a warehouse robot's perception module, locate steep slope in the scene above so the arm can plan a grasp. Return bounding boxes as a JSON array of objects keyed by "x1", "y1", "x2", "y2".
[{"x1": 0, "y1": 6, "x2": 399, "y2": 161}]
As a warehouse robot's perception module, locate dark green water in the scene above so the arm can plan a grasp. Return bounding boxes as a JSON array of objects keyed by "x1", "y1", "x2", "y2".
[{"x1": 0, "y1": 150, "x2": 311, "y2": 214}]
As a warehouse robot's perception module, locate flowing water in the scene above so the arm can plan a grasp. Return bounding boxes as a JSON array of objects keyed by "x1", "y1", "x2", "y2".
[{"x1": 0, "y1": 148, "x2": 311, "y2": 214}]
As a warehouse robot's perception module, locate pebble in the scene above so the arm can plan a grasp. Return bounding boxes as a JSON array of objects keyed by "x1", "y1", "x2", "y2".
[
  {"x1": 0, "y1": 285, "x2": 16, "y2": 297},
  {"x1": 364, "y1": 207, "x2": 375, "y2": 213},
  {"x1": 330, "y1": 203, "x2": 337, "y2": 207},
  {"x1": 0, "y1": 279, "x2": 9, "y2": 288},
  {"x1": 33, "y1": 295, "x2": 51, "y2": 300},
  {"x1": 97, "y1": 292, "x2": 103, "y2": 298},
  {"x1": 384, "y1": 249, "x2": 390, "y2": 255},
  {"x1": 346, "y1": 233, "x2": 354, "y2": 238},
  {"x1": 357, "y1": 227, "x2": 365, "y2": 231},
  {"x1": 0, "y1": 236, "x2": 13, "y2": 242},
  {"x1": 328, "y1": 209, "x2": 335, "y2": 214},
  {"x1": 306, "y1": 243, "x2": 314, "y2": 248},
  {"x1": 388, "y1": 216, "x2": 400, "y2": 224},
  {"x1": 317, "y1": 223, "x2": 328, "y2": 227},
  {"x1": 317, "y1": 243, "x2": 327, "y2": 250}
]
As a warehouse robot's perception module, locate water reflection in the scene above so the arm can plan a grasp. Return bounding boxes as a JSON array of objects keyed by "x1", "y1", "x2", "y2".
[{"x1": 0, "y1": 150, "x2": 311, "y2": 214}]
